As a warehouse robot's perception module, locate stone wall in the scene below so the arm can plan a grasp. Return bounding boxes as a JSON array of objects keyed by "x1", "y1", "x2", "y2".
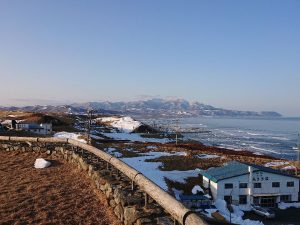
[{"x1": 0, "y1": 141, "x2": 175, "y2": 225}]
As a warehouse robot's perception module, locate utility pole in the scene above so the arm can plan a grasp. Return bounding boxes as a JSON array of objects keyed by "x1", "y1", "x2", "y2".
[
  {"x1": 296, "y1": 133, "x2": 300, "y2": 162},
  {"x1": 294, "y1": 133, "x2": 300, "y2": 175},
  {"x1": 86, "y1": 109, "x2": 93, "y2": 145},
  {"x1": 175, "y1": 119, "x2": 180, "y2": 145}
]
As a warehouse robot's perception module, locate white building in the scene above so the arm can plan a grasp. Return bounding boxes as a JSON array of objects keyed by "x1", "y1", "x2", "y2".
[
  {"x1": 16, "y1": 123, "x2": 52, "y2": 135},
  {"x1": 200, "y1": 161, "x2": 300, "y2": 208}
]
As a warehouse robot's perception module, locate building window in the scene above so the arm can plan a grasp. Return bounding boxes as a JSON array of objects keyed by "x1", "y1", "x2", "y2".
[
  {"x1": 287, "y1": 181, "x2": 294, "y2": 187},
  {"x1": 224, "y1": 183, "x2": 233, "y2": 189},
  {"x1": 239, "y1": 183, "x2": 247, "y2": 188},
  {"x1": 272, "y1": 182, "x2": 280, "y2": 188},
  {"x1": 254, "y1": 183, "x2": 261, "y2": 188},
  {"x1": 224, "y1": 196, "x2": 232, "y2": 204},
  {"x1": 280, "y1": 195, "x2": 291, "y2": 202},
  {"x1": 239, "y1": 195, "x2": 247, "y2": 204}
]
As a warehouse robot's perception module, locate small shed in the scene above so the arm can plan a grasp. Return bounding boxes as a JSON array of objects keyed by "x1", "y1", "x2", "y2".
[{"x1": 180, "y1": 194, "x2": 212, "y2": 209}]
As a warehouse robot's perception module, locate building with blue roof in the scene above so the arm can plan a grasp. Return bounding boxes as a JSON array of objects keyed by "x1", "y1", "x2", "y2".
[{"x1": 199, "y1": 161, "x2": 300, "y2": 208}]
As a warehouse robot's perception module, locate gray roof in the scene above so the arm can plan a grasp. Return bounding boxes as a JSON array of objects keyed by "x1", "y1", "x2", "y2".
[
  {"x1": 180, "y1": 194, "x2": 211, "y2": 201},
  {"x1": 199, "y1": 161, "x2": 299, "y2": 183}
]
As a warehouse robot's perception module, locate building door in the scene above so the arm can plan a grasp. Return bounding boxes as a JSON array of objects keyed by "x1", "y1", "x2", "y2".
[
  {"x1": 253, "y1": 197, "x2": 259, "y2": 205},
  {"x1": 260, "y1": 196, "x2": 276, "y2": 208}
]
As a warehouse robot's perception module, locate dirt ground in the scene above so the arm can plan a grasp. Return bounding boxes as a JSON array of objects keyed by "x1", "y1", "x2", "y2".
[{"x1": 0, "y1": 151, "x2": 121, "y2": 225}]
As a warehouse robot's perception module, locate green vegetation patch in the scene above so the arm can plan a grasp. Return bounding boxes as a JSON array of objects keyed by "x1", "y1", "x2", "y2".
[{"x1": 145, "y1": 155, "x2": 226, "y2": 171}]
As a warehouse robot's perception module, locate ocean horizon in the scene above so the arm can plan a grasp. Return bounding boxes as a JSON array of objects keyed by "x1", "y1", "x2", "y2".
[{"x1": 144, "y1": 116, "x2": 300, "y2": 161}]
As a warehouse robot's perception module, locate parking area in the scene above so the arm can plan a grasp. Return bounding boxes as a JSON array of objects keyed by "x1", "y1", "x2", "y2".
[{"x1": 244, "y1": 208, "x2": 300, "y2": 225}]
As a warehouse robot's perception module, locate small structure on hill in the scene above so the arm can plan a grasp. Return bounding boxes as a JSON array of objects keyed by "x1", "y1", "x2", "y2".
[
  {"x1": 1, "y1": 119, "x2": 17, "y2": 130},
  {"x1": 132, "y1": 124, "x2": 159, "y2": 133},
  {"x1": 16, "y1": 122, "x2": 52, "y2": 135},
  {"x1": 11, "y1": 120, "x2": 17, "y2": 129},
  {"x1": 199, "y1": 161, "x2": 300, "y2": 208}
]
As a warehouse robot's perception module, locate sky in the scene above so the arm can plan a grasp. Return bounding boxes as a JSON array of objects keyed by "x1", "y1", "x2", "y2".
[{"x1": 0, "y1": 1, "x2": 299, "y2": 116}]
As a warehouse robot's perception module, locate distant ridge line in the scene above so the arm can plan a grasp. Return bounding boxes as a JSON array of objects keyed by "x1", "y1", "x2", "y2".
[{"x1": 0, "y1": 98, "x2": 282, "y2": 118}]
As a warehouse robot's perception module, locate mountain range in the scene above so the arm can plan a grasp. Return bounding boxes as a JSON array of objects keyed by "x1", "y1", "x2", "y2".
[{"x1": 0, "y1": 98, "x2": 282, "y2": 118}]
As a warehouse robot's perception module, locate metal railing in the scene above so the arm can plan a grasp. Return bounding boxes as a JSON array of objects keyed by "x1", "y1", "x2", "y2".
[{"x1": 0, "y1": 136, "x2": 207, "y2": 225}]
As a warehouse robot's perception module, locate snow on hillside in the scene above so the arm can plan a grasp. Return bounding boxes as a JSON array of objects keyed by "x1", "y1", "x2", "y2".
[
  {"x1": 54, "y1": 132, "x2": 87, "y2": 143},
  {"x1": 264, "y1": 161, "x2": 289, "y2": 167},
  {"x1": 97, "y1": 116, "x2": 141, "y2": 133},
  {"x1": 282, "y1": 165, "x2": 296, "y2": 170},
  {"x1": 121, "y1": 151, "x2": 198, "y2": 190}
]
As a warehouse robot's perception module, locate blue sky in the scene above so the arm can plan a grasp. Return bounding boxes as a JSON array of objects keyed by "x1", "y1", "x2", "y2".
[{"x1": 0, "y1": 1, "x2": 299, "y2": 116}]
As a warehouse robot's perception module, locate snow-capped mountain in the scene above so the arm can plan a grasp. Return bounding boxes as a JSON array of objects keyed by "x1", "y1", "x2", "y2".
[{"x1": 0, "y1": 98, "x2": 282, "y2": 118}]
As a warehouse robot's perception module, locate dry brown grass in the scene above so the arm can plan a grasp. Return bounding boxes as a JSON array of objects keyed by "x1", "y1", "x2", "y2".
[{"x1": 0, "y1": 151, "x2": 121, "y2": 225}]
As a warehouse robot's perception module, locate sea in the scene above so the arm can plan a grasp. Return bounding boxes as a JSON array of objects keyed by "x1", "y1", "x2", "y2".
[{"x1": 144, "y1": 117, "x2": 300, "y2": 161}]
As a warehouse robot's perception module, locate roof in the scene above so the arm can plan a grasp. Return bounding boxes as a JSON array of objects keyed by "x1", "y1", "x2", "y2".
[
  {"x1": 18, "y1": 123, "x2": 44, "y2": 130},
  {"x1": 179, "y1": 194, "x2": 210, "y2": 201},
  {"x1": 199, "y1": 161, "x2": 299, "y2": 183}
]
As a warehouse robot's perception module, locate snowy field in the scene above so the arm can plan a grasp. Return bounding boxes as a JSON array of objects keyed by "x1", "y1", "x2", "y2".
[
  {"x1": 96, "y1": 116, "x2": 141, "y2": 133},
  {"x1": 121, "y1": 151, "x2": 198, "y2": 190}
]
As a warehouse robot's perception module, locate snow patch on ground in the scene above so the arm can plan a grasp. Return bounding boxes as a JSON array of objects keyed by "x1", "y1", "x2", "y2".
[
  {"x1": 278, "y1": 202, "x2": 300, "y2": 209},
  {"x1": 204, "y1": 194, "x2": 212, "y2": 199},
  {"x1": 34, "y1": 158, "x2": 51, "y2": 169},
  {"x1": 281, "y1": 165, "x2": 296, "y2": 170},
  {"x1": 105, "y1": 147, "x2": 116, "y2": 154},
  {"x1": 105, "y1": 147, "x2": 123, "y2": 158},
  {"x1": 215, "y1": 200, "x2": 264, "y2": 225},
  {"x1": 146, "y1": 146, "x2": 158, "y2": 149},
  {"x1": 114, "y1": 152, "x2": 123, "y2": 158},
  {"x1": 204, "y1": 208, "x2": 218, "y2": 217},
  {"x1": 172, "y1": 188, "x2": 183, "y2": 200},
  {"x1": 197, "y1": 154, "x2": 220, "y2": 159},
  {"x1": 121, "y1": 151, "x2": 199, "y2": 190},
  {"x1": 192, "y1": 185, "x2": 204, "y2": 194},
  {"x1": 90, "y1": 134, "x2": 104, "y2": 140},
  {"x1": 173, "y1": 151, "x2": 188, "y2": 156},
  {"x1": 97, "y1": 116, "x2": 141, "y2": 133},
  {"x1": 1, "y1": 119, "x2": 24, "y2": 125},
  {"x1": 253, "y1": 152, "x2": 264, "y2": 156},
  {"x1": 54, "y1": 132, "x2": 87, "y2": 143},
  {"x1": 264, "y1": 161, "x2": 289, "y2": 167},
  {"x1": 103, "y1": 132, "x2": 171, "y2": 143}
]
